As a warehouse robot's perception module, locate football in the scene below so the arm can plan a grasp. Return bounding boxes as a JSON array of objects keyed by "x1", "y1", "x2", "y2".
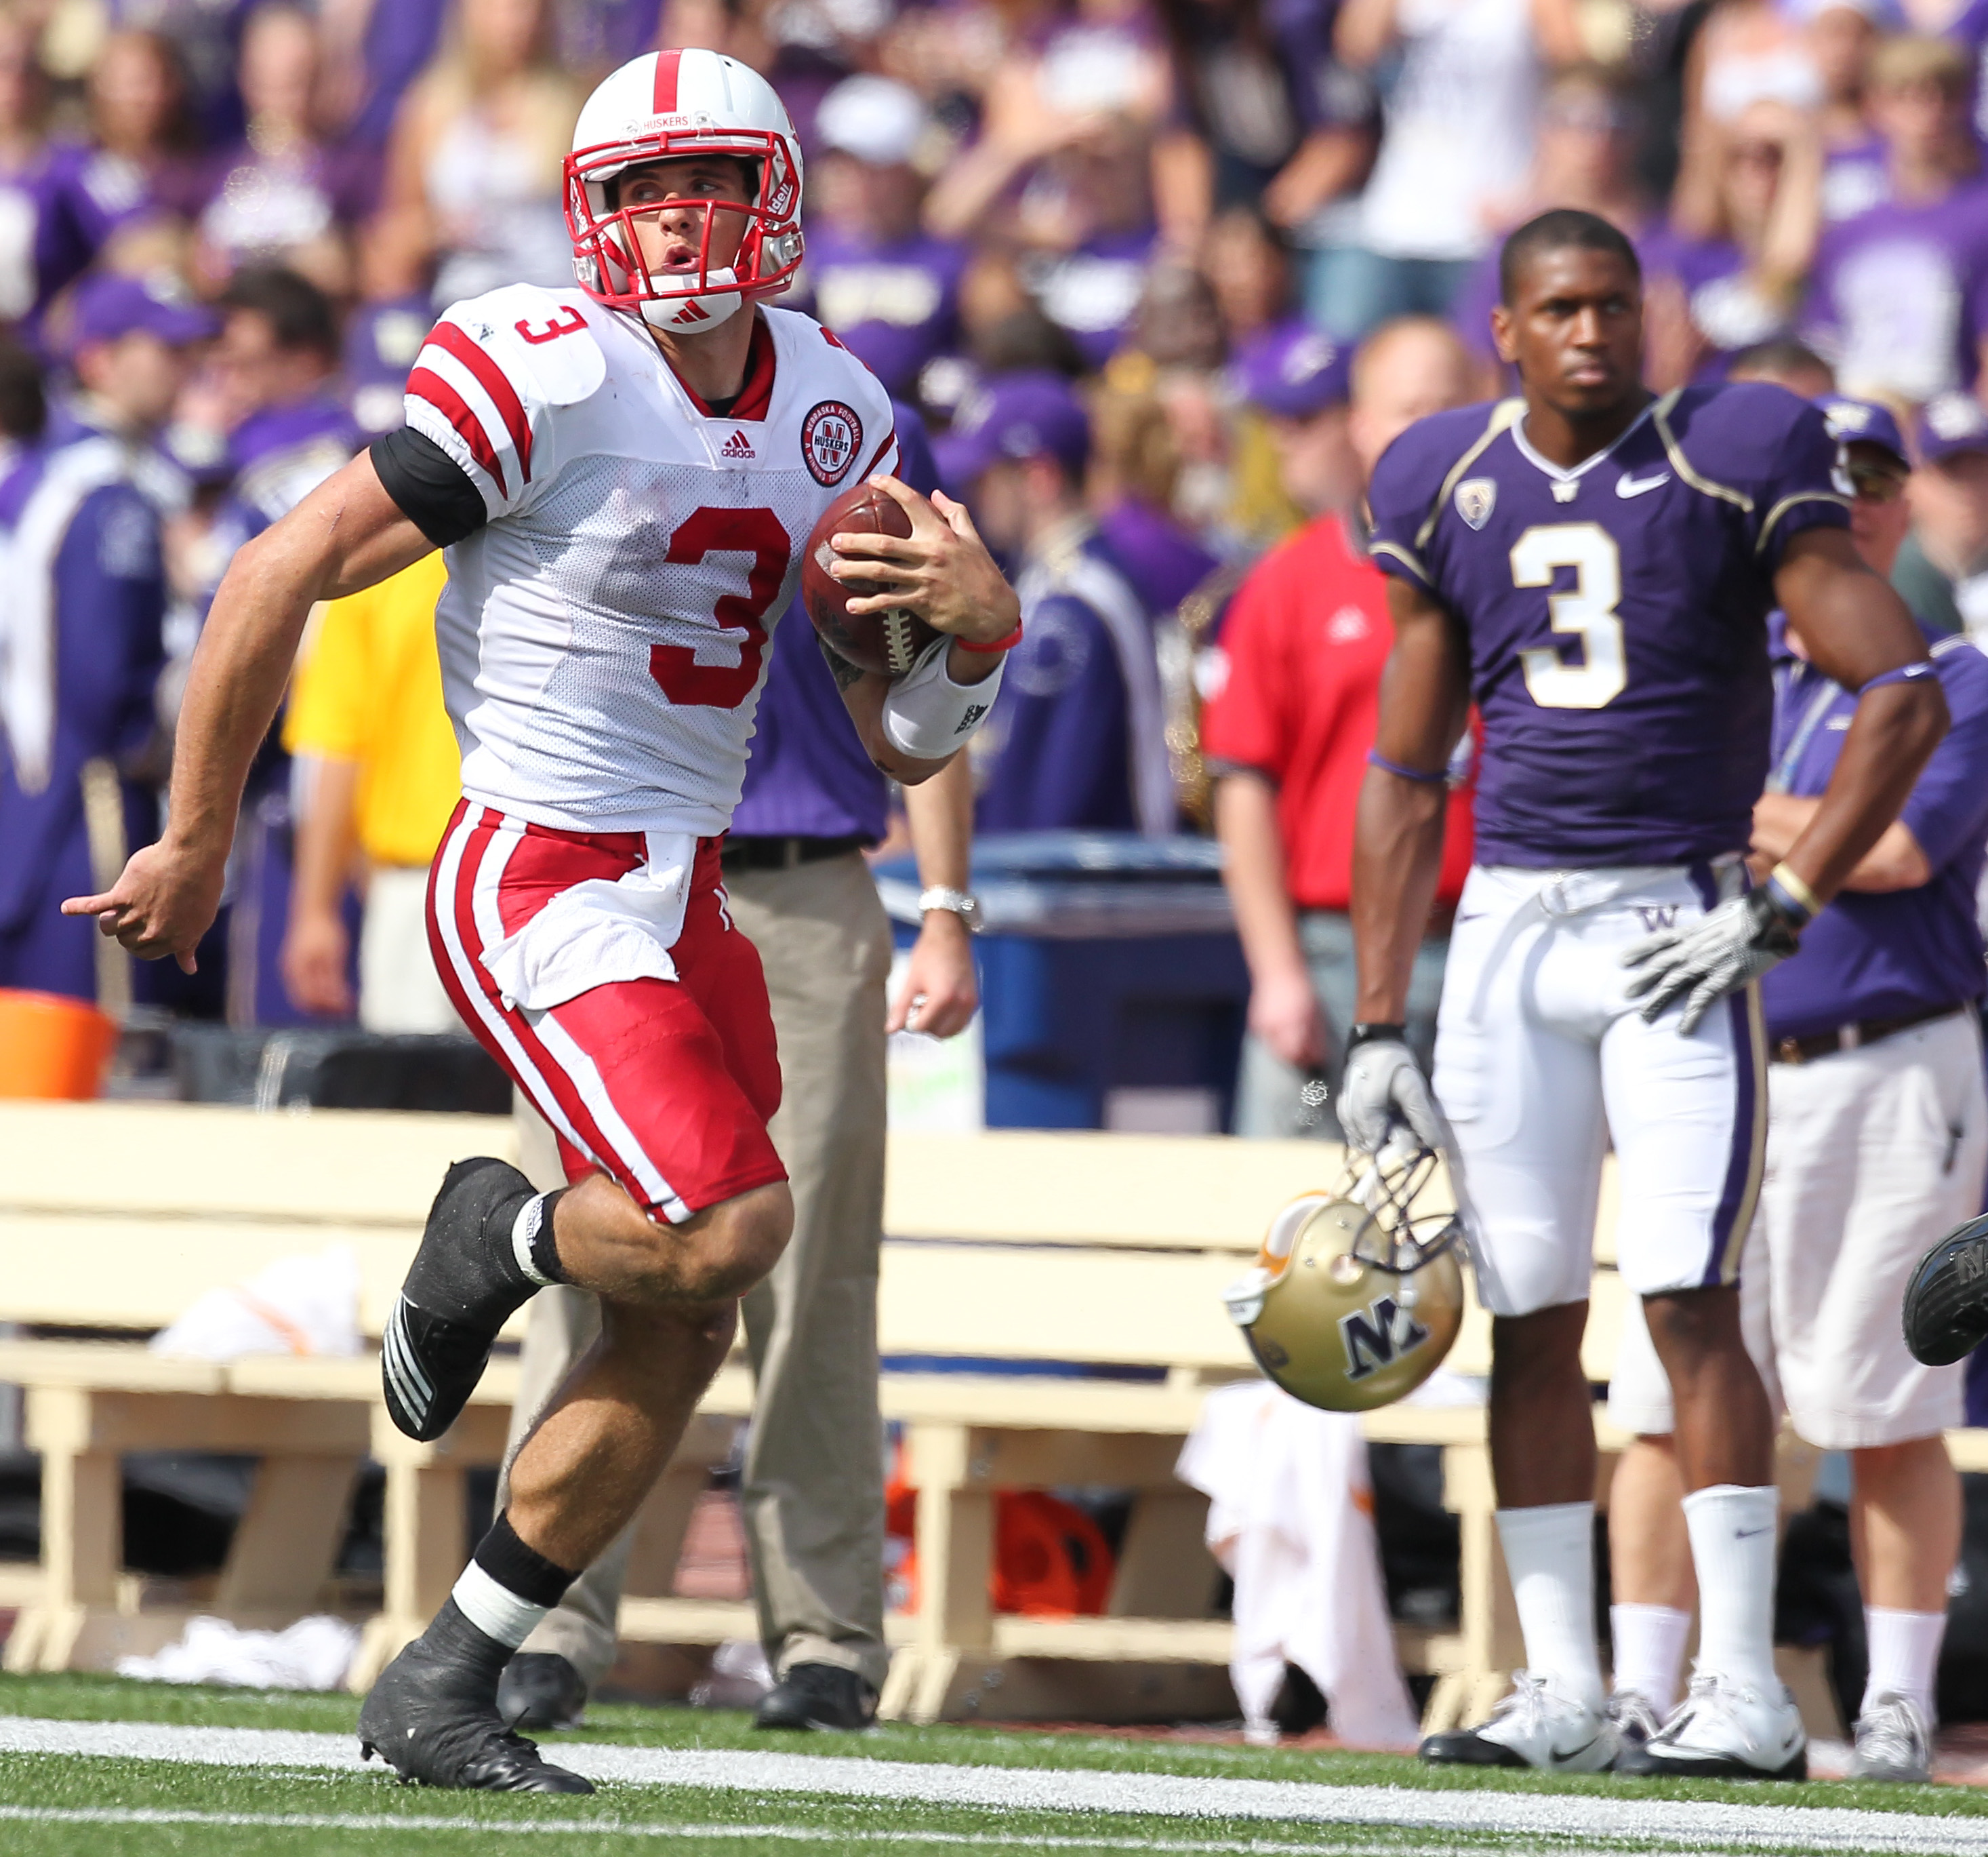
[{"x1": 801, "y1": 483, "x2": 940, "y2": 677}]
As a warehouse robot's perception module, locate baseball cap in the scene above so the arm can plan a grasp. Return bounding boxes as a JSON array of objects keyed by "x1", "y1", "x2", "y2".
[
  {"x1": 815, "y1": 75, "x2": 929, "y2": 168},
  {"x1": 933, "y1": 372, "x2": 1090, "y2": 485},
  {"x1": 1234, "y1": 323, "x2": 1351, "y2": 421},
  {"x1": 1817, "y1": 395, "x2": 1909, "y2": 471},
  {"x1": 1916, "y1": 391, "x2": 1988, "y2": 464},
  {"x1": 71, "y1": 271, "x2": 218, "y2": 353}
]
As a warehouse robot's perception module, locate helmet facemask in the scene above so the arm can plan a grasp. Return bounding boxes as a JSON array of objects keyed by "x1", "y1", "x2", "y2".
[{"x1": 565, "y1": 128, "x2": 805, "y2": 332}]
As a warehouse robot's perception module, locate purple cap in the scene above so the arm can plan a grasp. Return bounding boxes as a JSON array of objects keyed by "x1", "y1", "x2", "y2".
[
  {"x1": 71, "y1": 272, "x2": 218, "y2": 353},
  {"x1": 933, "y1": 371, "x2": 1090, "y2": 485},
  {"x1": 1817, "y1": 395, "x2": 1909, "y2": 471},
  {"x1": 1235, "y1": 323, "x2": 1350, "y2": 420},
  {"x1": 1915, "y1": 391, "x2": 1988, "y2": 464}
]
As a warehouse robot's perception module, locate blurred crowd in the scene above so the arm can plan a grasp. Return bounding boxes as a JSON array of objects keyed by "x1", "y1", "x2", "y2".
[{"x1": 11, "y1": 0, "x2": 1988, "y2": 1030}]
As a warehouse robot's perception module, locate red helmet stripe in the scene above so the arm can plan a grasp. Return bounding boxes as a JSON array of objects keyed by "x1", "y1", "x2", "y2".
[
  {"x1": 427, "y1": 323, "x2": 533, "y2": 485},
  {"x1": 408, "y1": 367, "x2": 507, "y2": 498},
  {"x1": 652, "y1": 49, "x2": 681, "y2": 112}
]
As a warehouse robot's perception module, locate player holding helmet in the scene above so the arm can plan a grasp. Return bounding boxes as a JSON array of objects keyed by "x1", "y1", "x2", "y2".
[
  {"x1": 1347, "y1": 209, "x2": 1946, "y2": 1780},
  {"x1": 65, "y1": 49, "x2": 1020, "y2": 1793}
]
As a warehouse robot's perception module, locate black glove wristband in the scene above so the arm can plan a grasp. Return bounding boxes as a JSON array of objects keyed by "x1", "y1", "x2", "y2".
[
  {"x1": 1345, "y1": 1022, "x2": 1408, "y2": 1052},
  {"x1": 1746, "y1": 887, "x2": 1804, "y2": 956}
]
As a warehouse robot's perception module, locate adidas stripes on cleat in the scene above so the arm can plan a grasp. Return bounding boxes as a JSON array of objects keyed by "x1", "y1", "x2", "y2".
[{"x1": 382, "y1": 1157, "x2": 551, "y2": 1443}]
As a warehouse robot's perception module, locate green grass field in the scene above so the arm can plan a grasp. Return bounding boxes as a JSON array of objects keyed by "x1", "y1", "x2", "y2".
[{"x1": 5, "y1": 1673, "x2": 1988, "y2": 1855}]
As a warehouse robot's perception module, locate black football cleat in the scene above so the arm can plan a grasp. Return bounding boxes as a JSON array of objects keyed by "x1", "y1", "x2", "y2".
[
  {"x1": 499, "y1": 1652, "x2": 589, "y2": 1732},
  {"x1": 359, "y1": 1603, "x2": 593, "y2": 1793},
  {"x1": 752, "y1": 1662, "x2": 878, "y2": 1732},
  {"x1": 384, "y1": 1157, "x2": 540, "y2": 1441},
  {"x1": 1903, "y1": 1214, "x2": 1988, "y2": 1366}
]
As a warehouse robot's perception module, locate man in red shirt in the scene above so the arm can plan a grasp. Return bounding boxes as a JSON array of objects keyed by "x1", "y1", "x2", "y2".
[{"x1": 1206, "y1": 317, "x2": 1478, "y2": 1140}]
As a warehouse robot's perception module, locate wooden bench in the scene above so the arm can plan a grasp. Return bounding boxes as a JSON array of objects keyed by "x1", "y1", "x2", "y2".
[{"x1": 0, "y1": 1100, "x2": 1844, "y2": 1732}]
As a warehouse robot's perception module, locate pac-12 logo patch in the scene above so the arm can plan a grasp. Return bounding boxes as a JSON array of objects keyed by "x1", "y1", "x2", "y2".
[
  {"x1": 1455, "y1": 477, "x2": 1497, "y2": 530},
  {"x1": 802, "y1": 401, "x2": 863, "y2": 485}
]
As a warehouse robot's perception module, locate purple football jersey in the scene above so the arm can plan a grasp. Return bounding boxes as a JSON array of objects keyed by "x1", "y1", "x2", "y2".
[{"x1": 1366, "y1": 383, "x2": 1850, "y2": 867}]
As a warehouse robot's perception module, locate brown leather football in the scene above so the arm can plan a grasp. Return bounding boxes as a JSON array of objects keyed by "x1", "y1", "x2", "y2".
[{"x1": 801, "y1": 483, "x2": 940, "y2": 677}]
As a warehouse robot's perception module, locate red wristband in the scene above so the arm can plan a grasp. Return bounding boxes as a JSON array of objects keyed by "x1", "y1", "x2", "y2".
[{"x1": 954, "y1": 620, "x2": 1024, "y2": 654}]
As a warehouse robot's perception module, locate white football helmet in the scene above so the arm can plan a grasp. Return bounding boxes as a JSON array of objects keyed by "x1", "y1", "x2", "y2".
[{"x1": 564, "y1": 48, "x2": 805, "y2": 333}]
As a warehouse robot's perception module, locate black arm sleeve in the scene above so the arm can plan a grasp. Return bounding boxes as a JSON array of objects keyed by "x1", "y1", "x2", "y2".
[{"x1": 369, "y1": 426, "x2": 489, "y2": 548}]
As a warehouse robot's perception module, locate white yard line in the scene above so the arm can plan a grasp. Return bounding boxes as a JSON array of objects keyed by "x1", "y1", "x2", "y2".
[
  {"x1": 0, "y1": 1714, "x2": 1981, "y2": 1854},
  {"x1": 0, "y1": 1804, "x2": 1432, "y2": 1853}
]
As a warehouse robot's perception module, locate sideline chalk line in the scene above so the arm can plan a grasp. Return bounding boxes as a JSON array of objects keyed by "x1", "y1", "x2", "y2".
[{"x1": 1, "y1": 1714, "x2": 1985, "y2": 1853}]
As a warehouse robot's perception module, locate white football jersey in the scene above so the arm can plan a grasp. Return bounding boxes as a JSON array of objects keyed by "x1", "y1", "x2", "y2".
[{"x1": 403, "y1": 284, "x2": 897, "y2": 834}]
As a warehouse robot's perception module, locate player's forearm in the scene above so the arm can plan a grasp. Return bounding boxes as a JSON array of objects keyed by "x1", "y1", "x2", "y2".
[
  {"x1": 903, "y1": 751, "x2": 973, "y2": 890},
  {"x1": 1352, "y1": 770, "x2": 1448, "y2": 1020},
  {"x1": 1779, "y1": 682, "x2": 1947, "y2": 906},
  {"x1": 1214, "y1": 772, "x2": 1308, "y2": 984},
  {"x1": 163, "y1": 528, "x2": 336, "y2": 858},
  {"x1": 291, "y1": 754, "x2": 364, "y2": 920}
]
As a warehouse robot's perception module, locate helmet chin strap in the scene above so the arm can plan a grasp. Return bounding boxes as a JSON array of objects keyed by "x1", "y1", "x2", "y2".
[{"x1": 640, "y1": 268, "x2": 746, "y2": 332}]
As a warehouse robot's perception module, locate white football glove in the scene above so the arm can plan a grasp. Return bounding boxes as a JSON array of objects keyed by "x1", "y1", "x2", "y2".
[
  {"x1": 1621, "y1": 890, "x2": 1801, "y2": 1034},
  {"x1": 1337, "y1": 1035, "x2": 1446, "y2": 1155}
]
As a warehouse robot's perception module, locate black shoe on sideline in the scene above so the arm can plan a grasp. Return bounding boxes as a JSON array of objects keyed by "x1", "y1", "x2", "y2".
[
  {"x1": 384, "y1": 1157, "x2": 540, "y2": 1441},
  {"x1": 752, "y1": 1662, "x2": 878, "y2": 1732},
  {"x1": 1903, "y1": 1214, "x2": 1988, "y2": 1365},
  {"x1": 359, "y1": 1603, "x2": 592, "y2": 1793},
  {"x1": 498, "y1": 1652, "x2": 589, "y2": 1733}
]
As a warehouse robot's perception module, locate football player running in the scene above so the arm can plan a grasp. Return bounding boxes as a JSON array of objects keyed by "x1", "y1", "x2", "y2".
[
  {"x1": 1348, "y1": 209, "x2": 1946, "y2": 1780},
  {"x1": 64, "y1": 51, "x2": 1019, "y2": 1792}
]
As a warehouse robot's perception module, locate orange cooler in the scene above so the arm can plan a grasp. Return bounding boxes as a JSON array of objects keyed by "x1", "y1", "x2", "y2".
[{"x1": 0, "y1": 989, "x2": 117, "y2": 1099}]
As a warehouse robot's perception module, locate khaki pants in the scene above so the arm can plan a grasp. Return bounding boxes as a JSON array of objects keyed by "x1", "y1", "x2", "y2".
[{"x1": 500, "y1": 850, "x2": 895, "y2": 1690}]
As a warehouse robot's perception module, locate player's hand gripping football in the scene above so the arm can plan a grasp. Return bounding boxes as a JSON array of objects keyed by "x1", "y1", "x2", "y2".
[
  {"x1": 62, "y1": 836, "x2": 225, "y2": 973},
  {"x1": 1621, "y1": 888, "x2": 1801, "y2": 1033},
  {"x1": 1337, "y1": 1035, "x2": 1448, "y2": 1155},
  {"x1": 826, "y1": 475, "x2": 1021, "y2": 648}
]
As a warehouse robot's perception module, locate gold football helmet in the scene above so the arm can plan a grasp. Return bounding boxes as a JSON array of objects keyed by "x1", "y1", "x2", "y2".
[{"x1": 1223, "y1": 1139, "x2": 1466, "y2": 1412}]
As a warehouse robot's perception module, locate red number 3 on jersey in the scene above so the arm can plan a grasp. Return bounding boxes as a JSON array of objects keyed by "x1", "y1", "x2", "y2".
[
  {"x1": 515, "y1": 306, "x2": 588, "y2": 345},
  {"x1": 649, "y1": 507, "x2": 792, "y2": 709}
]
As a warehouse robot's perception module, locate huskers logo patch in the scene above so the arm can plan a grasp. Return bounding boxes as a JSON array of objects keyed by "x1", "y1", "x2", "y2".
[
  {"x1": 802, "y1": 401, "x2": 863, "y2": 486},
  {"x1": 1455, "y1": 477, "x2": 1497, "y2": 530}
]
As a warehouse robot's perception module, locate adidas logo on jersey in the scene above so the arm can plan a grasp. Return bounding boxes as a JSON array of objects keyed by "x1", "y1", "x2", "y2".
[
  {"x1": 672, "y1": 300, "x2": 712, "y2": 325},
  {"x1": 721, "y1": 429, "x2": 756, "y2": 460}
]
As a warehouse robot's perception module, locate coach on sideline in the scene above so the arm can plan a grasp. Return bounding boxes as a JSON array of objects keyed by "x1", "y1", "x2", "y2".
[
  {"x1": 1608, "y1": 397, "x2": 1988, "y2": 1782},
  {"x1": 1204, "y1": 318, "x2": 1477, "y2": 1140}
]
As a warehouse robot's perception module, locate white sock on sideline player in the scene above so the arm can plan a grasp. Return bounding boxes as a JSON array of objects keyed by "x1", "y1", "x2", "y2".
[
  {"x1": 1610, "y1": 1602, "x2": 1691, "y2": 1715},
  {"x1": 1496, "y1": 1502, "x2": 1604, "y2": 1709},
  {"x1": 1681, "y1": 1485, "x2": 1779, "y2": 1692},
  {"x1": 1863, "y1": 1606, "x2": 1946, "y2": 1721}
]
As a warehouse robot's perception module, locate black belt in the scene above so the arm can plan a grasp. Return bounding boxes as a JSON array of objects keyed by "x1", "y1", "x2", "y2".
[
  {"x1": 721, "y1": 833, "x2": 869, "y2": 872},
  {"x1": 1770, "y1": 1002, "x2": 1964, "y2": 1065}
]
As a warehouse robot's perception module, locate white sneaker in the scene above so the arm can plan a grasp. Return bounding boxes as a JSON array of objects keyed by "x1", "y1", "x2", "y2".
[
  {"x1": 1419, "y1": 1671, "x2": 1617, "y2": 1772},
  {"x1": 1848, "y1": 1693, "x2": 1932, "y2": 1783},
  {"x1": 1617, "y1": 1671, "x2": 1806, "y2": 1780},
  {"x1": 1606, "y1": 1689, "x2": 1665, "y2": 1768}
]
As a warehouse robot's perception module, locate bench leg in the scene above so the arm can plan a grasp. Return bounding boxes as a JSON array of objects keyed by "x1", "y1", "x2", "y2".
[
  {"x1": 882, "y1": 1424, "x2": 992, "y2": 1725},
  {"x1": 1106, "y1": 1490, "x2": 1214, "y2": 1619},
  {"x1": 5, "y1": 1387, "x2": 119, "y2": 1673},
  {"x1": 1421, "y1": 1439, "x2": 1520, "y2": 1735},
  {"x1": 214, "y1": 1456, "x2": 361, "y2": 1618},
  {"x1": 352, "y1": 1420, "x2": 470, "y2": 1693}
]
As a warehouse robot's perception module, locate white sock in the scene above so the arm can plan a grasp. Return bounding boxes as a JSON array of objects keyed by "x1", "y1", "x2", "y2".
[
  {"x1": 450, "y1": 1561, "x2": 550, "y2": 1650},
  {"x1": 1861, "y1": 1608, "x2": 1945, "y2": 1722},
  {"x1": 1496, "y1": 1502, "x2": 1604, "y2": 1709},
  {"x1": 1682, "y1": 1483, "x2": 1779, "y2": 1692},
  {"x1": 1610, "y1": 1603, "x2": 1692, "y2": 1715}
]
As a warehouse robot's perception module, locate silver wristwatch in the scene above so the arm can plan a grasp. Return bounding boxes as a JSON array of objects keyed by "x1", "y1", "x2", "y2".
[{"x1": 918, "y1": 885, "x2": 982, "y2": 932}]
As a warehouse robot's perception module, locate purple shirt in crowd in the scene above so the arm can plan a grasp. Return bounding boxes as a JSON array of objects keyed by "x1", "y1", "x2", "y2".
[
  {"x1": 797, "y1": 226, "x2": 967, "y2": 402},
  {"x1": 1804, "y1": 186, "x2": 1988, "y2": 403},
  {"x1": 1761, "y1": 622, "x2": 1988, "y2": 1038},
  {"x1": 1095, "y1": 495, "x2": 1220, "y2": 618},
  {"x1": 1021, "y1": 227, "x2": 1157, "y2": 372},
  {"x1": 1367, "y1": 384, "x2": 1849, "y2": 867},
  {"x1": 730, "y1": 403, "x2": 943, "y2": 843},
  {"x1": 1641, "y1": 226, "x2": 1791, "y2": 380}
]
